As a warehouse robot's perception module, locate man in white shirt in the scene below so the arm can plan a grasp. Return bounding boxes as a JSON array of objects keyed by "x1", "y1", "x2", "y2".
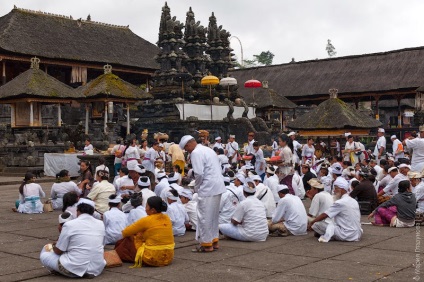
[
  {"x1": 288, "y1": 132, "x2": 302, "y2": 164},
  {"x1": 264, "y1": 166, "x2": 280, "y2": 204},
  {"x1": 213, "y1": 136, "x2": 224, "y2": 150},
  {"x1": 306, "y1": 178, "x2": 334, "y2": 223},
  {"x1": 142, "y1": 142, "x2": 159, "y2": 173},
  {"x1": 137, "y1": 176, "x2": 156, "y2": 208},
  {"x1": 269, "y1": 185, "x2": 308, "y2": 237},
  {"x1": 245, "y1": 132, "x2": 256, "y2": 155},
  {"x1": 374, "y1": 128, "x2": 386, "y2": 164},
  {"x1": 251, "y1": 174, "x2": 276, "y2": 218},
  {"x1": 404, "y1": 125, "x2": 424, "y2": 173},
  {"x1": 378, "y1": 164, "x2": 409, "y2": 197},
  {"x1": 309, "y1": 177, "x2": 363, "y2": 242},
  {"x1": 369, "y1": 159, "x2": 384, "y2": 181},
  {"x1": 219, "y1": 181, "x2": 268, "y2": 242},
  {"x1": 166, "y1": 189, "x2": 189, "y2": 237},
  {"x1": 40, "y1": 199, "x2": 106, "y2": 278},
  {"x1": 391, "y1": 135, "x2": 405, "y2": 161},
  {"x1": 179, "y1": 189, "x2": 198, "y2": 230},
  {"x1": 180, "y1": 135, "x2": 226, "y2": 252},
  {"x1": 154, "y1": 171, "x2": 169, "y2": 197},
  {"x1": 226, "y1": 134, "x2": 239, "y2": 165}
]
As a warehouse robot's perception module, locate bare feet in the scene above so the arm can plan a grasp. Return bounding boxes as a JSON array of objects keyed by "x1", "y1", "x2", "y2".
[{"x1": 11, "y1": 208, "x2": 17, "y2": 212}]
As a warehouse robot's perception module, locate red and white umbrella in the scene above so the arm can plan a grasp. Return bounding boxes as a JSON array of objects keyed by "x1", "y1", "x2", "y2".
[{"x1": 244, "y1": 79, "x2": 262, "y2": 105}]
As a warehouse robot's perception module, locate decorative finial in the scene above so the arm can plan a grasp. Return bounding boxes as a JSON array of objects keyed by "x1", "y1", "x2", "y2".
[
  {"x1": 329, "y1": 88, "x2": 338, "y2": 99},
  {"x1": 30, "y1": 57, "x2": 40, "y2": 69},
  {"x1": 103, "y1": 64, "x2": 112, "y2": 74},
  {"x1": 87, "y1": 14, "x2": 91, "y2": 21}
]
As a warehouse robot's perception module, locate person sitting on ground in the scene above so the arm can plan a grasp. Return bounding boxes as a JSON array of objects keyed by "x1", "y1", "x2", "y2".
[
  {"x1": 264, "y1": 165, "x2": 280, "y2": 204},
  {"x1": 350, "y1": 168, "x2": 378, "y2": 210},
  {"x1": 40, "y1": 198, "x2": 106, "y2": 278},
  {"x1": 368, "y1": 180, "x2": 417, "y2": 227},
  {"x1": 179, "y1": 189, "x2": 198, "y2": 230},
  {"x1": 126, "y1": 192, "x2": 147, "y2": 226},
  {"x1": 219, "y1": 175, "x2": 239, "y2": 224},
  {"x1": 103, "y1": 194, "x2": 127, "y2": 245},
  {"x1": 309, "y1": 177, "x2": 363, "y2": 242},
  {"x1": 87, "y1": 170, "x2": 116, "y2": 214},
  {"x1": 269, "y1": 185, "x2": 308, "y2": 237},
  {"x1": 13, "y1": 172, "x2": 45, "y2": 213},
  {"x1": 119, "y1": 196, "x2": 174, "y2": 267},
  {"x1": 95, "y1": 157, "x2": 109, "y2": 177},
  {"x1": 77, "y1": 160, "x2": 93, "y2": 197},
  {"x1": 62, "y1": 191, "x2": 79, "y2": 219},
  {"x1": 306, "y1": 178, "x2": 333, "y2": 223},
  {"x1": 219, "y1": 179, "x2": 268, "y2": 242},
  {"x1": 377, "y1": 164, "x2": 410, "y2": 198},
  {"x1": 114, "y1": 167, "x2": 135, "y2": 197},
  {"x1": 165, "y1": 189, "x2": 189, "y2": 236},
  {"x1": 154, "y1": 171, "x2": 169, "y2": 197},
  {"x1": 51, "y1": 170, "x2": 81, "y2": 210},
  {"x1": 251, "y1": 174, "x2": 275, "y2": 218},
  {"x1": 58, "y1": 211, "x2": 73, "y2": 234},
  {"x1": 409, "y1": 172, "x2": 424, "y2": 215}
]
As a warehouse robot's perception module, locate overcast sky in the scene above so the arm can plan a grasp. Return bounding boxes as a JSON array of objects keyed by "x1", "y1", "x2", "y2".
[{"x1": 2, "y1": 0, "x2": 424, "y2": 65}]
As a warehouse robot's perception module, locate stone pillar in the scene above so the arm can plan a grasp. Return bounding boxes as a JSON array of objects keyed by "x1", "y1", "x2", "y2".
[
  {"x1": 126, "y1": 103, "x2": 130, "y2": 135},
  {"x1": 29, "y1": 102, "x2": 34, "y2": 126},
  {"x1": 85, "y1": 104, "x2": 89, "y2": 135},
  {"x1": 10, "y1": 104, "x2": 15, "y2": 127},
  {"x1": 104, "y1": 102, "x2": 107, "y2": 133},
  {"x1": 57, "y1": 104, "x2": 61, "y2": 127},
  {"x1": 2, "y1": 61, "x2": 6, "y2": 85}
]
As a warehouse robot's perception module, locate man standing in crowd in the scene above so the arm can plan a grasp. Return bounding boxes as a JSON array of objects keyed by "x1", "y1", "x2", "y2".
[
  {"x1": 226, "y1": 134, "x2": 239, "y2": 166},
  {"x1": 404, "y1": 125, "x2": 424, "y2": 173},
  {"x1": 168, "y1": 142, "x2": 186, "y2": 176},
  {"x1": 180, "y1": 135, "x2": 226, "y2": 252},
  {"x1": 390, "y1": 135, "x2": 404, "y2": 161},
  {"x1": 374, "y1": 128, "x2": 386, "y2": 164}
]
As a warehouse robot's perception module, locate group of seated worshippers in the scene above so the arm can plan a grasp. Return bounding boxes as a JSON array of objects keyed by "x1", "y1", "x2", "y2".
[{"x1": 33, "y1": 132, "x2": 424, "y2": 278}]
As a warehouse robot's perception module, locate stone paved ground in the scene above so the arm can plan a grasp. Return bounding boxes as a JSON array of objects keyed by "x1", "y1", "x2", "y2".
[{"x1": 0, "y1": 179, "x2": 422, "y2": 281}]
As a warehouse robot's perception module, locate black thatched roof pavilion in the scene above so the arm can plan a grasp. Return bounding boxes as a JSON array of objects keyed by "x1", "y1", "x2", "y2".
[
  {"x1": 0, "y1": 57, "x2": 84, "y2": 127},
  {"x1": 287, "y1": 89, "x2": 382, "y2": 136},
  {"x1": 76, "y1": 65, "x2": 152, "y2": 134}
]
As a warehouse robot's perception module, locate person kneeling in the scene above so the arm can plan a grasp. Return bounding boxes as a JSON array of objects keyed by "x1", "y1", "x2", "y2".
[
  {"x1": 309, "y1": 178, "x2": 363, "y2": 242},
  {"x1": 368, "y1": 180, "x2": 416, "y2": 227},
  {"x1": 219, "y1": 179, "x2": 268, "y2": 242},
  {"x1": 40, "y1": 199, "x2": 106, "y2": 278}
]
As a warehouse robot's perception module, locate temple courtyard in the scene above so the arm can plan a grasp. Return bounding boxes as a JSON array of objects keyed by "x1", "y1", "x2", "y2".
[{"x1": 0, "y1": 178, "x2": 421, "y2": 281}]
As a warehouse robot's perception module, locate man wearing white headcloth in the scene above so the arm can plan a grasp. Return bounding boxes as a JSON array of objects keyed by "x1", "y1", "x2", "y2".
[
  {"x1": 269, "y1": 185, "x2": 308, "y2": 237},
  {"x1": 40, "y1": 199, "x2": 106, "y2": 278},
  {"x1": 137, "y1": 176, "x2": 156, "y2": 208},
  {"x1": 264, "y1": 165, "x2": 280, "y2": 204},
  {"x1": 213, "y1": 136, "x2": 224, "y2": 150},
  {"x1": 103, "y1": 194, "x2": 126, "y2": 245},
  {"x1": 309, "y1": 177, "x2": 363, "y2": 242},
  {"x1": 219, "y1": 175, "x2": 239, "y2": 224},
  {"x1": 154, "y1": 171, "x2": 168, "y2": 197},
  {"x1": 179, "y1": 189, "x2": 198, "y2": 230},
  {"x1": 226, "y1": 134, "x2": 239, "y2": 165},
  {"x1": 374, "y1": 128, "x2": 386, "y2": 164},
  {"x1": 390, "y1": 135, "x2": 404, "y2": 161},
  {"x1": 166, "y1": 189, "x2": 189, "y2": 236},
  {"x1": 232, "y1": 173, "x2": 246, "y2": 202},
  {"x1": 219, "y1": 179, "x2": 268, "y2": 242},
  {"x1": 404, "y1": 125, "x2": 424, "y2": 173},
  {"x1": 251, "y1": 174, "x2": 276, "y2": 218},
  {"x1": 180, "y1": 135, "x2": 226, "y2": 252}
]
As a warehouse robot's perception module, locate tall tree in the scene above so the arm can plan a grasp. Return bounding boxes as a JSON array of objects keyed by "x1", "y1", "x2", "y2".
[{"x1": 253, "y1": 51, "x2": 275, "y2": 66}]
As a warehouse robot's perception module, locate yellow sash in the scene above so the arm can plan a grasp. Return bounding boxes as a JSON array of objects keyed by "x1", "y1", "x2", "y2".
[{"x1": 130, "y1": 243, "x2": 175, "y2": 268}]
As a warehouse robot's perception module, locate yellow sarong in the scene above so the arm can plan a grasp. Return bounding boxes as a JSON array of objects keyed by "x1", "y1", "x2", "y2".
[{"x1": 131, "y1": 243, "x2": 175, "y2": 268}]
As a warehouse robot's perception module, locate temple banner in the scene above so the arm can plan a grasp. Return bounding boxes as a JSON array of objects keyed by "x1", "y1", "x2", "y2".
[{"x1": 175, "y1": 104, "x2": 256, "y2": 121}]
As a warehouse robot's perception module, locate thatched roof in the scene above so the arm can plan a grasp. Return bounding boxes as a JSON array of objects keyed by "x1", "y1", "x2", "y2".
[
  {"x1": 76, "y1": 72, "x2": 152, "y2": 101},
  {"x1": 242, "y1": 88, "x2": 297, "y2": 109},
  {"x1": 287, "y1": 97, "x2": 382, "y2": 130},
  {"x1": 0, "y1": 8, "x2": 159, "y2": 69},
  {"x1": 230, "y1": 46, "x2": 424, "y2": 98},
  {"x1": 0, "y1": 67, "x2": 82, "y2": 101}
]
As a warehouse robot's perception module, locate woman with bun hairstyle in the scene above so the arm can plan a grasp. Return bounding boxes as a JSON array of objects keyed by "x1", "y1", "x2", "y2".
[
  {"x1": 119, "y1": 196, "x2": 174, "y2": 267},
  {"x1": 13, "y1": 172, "x2": 45, "y2": 213},
  {"x1": 51, "y1": 170, "x2": 81, "y2": 210}
]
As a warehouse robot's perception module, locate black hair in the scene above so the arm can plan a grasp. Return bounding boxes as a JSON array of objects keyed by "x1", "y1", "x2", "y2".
[
  {"x1": 80, "y1": 160, "x2": 93, "y2": 174},
  {"x1": 116, "y1": 139, "x2": 121, "y2": 144},
  {"x1": 173, "y1": 165, "x2": 182, "y2": 173},
  {"x1": 119, "y1": 167, "x2": 129, "y2": 175},
  {"x1": 227, "y1": 170, "x2": 235, "y2": 178},
  {"x1": 147, "y1": 196, "x2": 168, "y2": 212},
  {"x1": 213, "y1": 147, "x2": 219, "y2": 153},
  {"x1": 59, "y1": 211, "x2": 72, "y2": 225},
  {"x1": 152, "y1": 141, "x2": 159, "y2": 146},
  {"x1": 19, "y1": 172, "x2": 34, "y2": 195},
  {"x1": 398, "y1": 180, "x2": 411, "y2": 193},
  {"x1": 168, "y1": 172, "x2": 177, "y2": 184},
  {"x1": 218, "y1": 148, "x2": 225, "y2": 155},
  {"x1": 379, "y1": 159, "x2": 387, "y2": 166},
  {"x1": 138, "y1": 176, "x2": 150, "y2": 187},
  {"x1": 108, "y1": 194, "x2": 120, "y2": 208},
  {"x1": 351, "y1": 180, "x2": 360, "y2": 189},
  {"x1": 169, "y1": 188, "x2": 179, "y2": 198},
  {"x1": 187, "y1": 163, "x2": 192, "y2": 169},
  {"x1": 343, "y1": 161, "x2": 352, "y2": 167},
  {"x1": 130, "y1": 192, "x2": 143, "y2": 208},
  {"x1": 253, "y1": 141, "x2": 259, "y2": 147},
  {"x1": 62, "y1": 191, "x2": 79, "y2": 212},
  {"x1": 98, "y1": 157, "x2": 106, "y2": 165},
  {"x1": 56, "y1": 169, "x2": 69, "y2": 179},
  {"x1": 244, "y1": 191, "x2": 255, "y2": 197},
  {"x1": 278, "y1": 188, "x2": 290, "y2": 195},
  {"x1": 97, "y1": 169, "x2": 109, "y2": 180},
  {"x1": 77, "y1": 203, "x2": 95, "y2": 215},
  {"x1": 336, "y1": 156, "x2": 343, "y2": 162}
]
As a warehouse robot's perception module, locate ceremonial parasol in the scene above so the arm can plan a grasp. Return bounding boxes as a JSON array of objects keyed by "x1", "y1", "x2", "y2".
[
  {"x1": 201, "y1": 74, "x2": 219, "y2": 120},
  {"x1": 244, "y1": 79, "x2": 262, "y2": 105},
  {"x1": 219, "y1": 76, "x2": 237, "y2": 96}
]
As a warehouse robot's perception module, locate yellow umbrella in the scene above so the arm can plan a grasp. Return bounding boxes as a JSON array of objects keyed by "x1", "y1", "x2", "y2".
[{"x1": 201, "y1": 74, "x2": 219, "y2": 120}]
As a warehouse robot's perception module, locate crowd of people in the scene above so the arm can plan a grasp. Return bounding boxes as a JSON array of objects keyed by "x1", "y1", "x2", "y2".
[{"x1": 11, "y1": 126, "x2": 424, "y2": 278}]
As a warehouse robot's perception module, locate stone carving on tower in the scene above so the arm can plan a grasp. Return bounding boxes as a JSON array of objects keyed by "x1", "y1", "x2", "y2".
[{"x1": 151, "y1": 2, "x2": 189, "y2": 99}]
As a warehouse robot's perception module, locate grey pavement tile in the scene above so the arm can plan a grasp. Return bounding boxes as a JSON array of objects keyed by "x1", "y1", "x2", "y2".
[
  {"x1": 0, "y1": 254, "x2": 43, "y2": 276},
  {"x1": 0, "y1": 232, "x2": 41, "y2": 244},
  {"x1": 0, "y1": 237, "x2": 49, "y2": 254},
  {"x1": 376, "y1": 266, "x2": 420, "y2": 281},
  {"x1": 23, "y1": 271, "x2": 166, "y2": 282},
  {"x1": 0, "y1": 268, "x2": 50, "y2": 282},
  {"x1": 0, "y1": 220, "x2": 53, "y2": 232},
  {"x1": 327, "y1": 234, "x2": 393, "y2": 248},
  {"x1": 286, "y1": 259, "x2": 402, "y2": 282},
  {"x1": 173, "y1": 245, "x2": 255, "y2": 263},
  {"x1": 268, "y1": 239, "x2": 360, "y2": 259},
  {"x1": 255, "y1": 273, "x2": 337, "y2": 282},
  {"x1": 217, "y1": 237, "x2": 293, "y2": 251},
  {"x1": 361, "y1": 224, "x2": 415, "y2": 236},
  {"x1": 331, "y1": 248, "x2": 416, "y2": 268},
  {"x1": 107, "y1": 258, "x2": 206, "y2": 278},
  {"x1": 369, "y1": 233, "x2": 424, "y2": 253},
  {"x1": 7, "y1": 225, "x2": 59, "y2": 241},
  {"x1": 216, "y1": 250, "x2": 320, "y2": 272},
  {"x1": 154, "y1": 262, "x2": 274, "y2": 282},
  {"x1": 174, "y1": 232, "x2": 196, "y2": 243}
]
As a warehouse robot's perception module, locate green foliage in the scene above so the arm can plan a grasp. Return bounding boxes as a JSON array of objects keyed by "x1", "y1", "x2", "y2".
[{"x1": 253, "y1": 51, "x2": 274, "y2": 66}]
